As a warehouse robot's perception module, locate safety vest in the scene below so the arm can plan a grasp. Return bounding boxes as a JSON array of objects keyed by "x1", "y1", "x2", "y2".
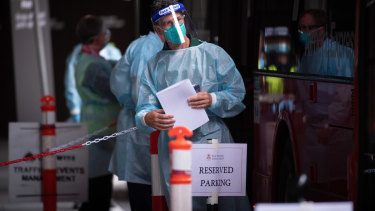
[{"x1": 75, "y1": 53, "x2": 120, "y2": 134}]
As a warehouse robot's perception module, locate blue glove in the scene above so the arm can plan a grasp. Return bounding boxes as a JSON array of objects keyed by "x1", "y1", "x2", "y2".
[
  {"x1": 72, "y1": 114, "x2": 80, "y2": 123},
  {"x1": 67, "y1": 114, "x2": 80, "y2": 123}
]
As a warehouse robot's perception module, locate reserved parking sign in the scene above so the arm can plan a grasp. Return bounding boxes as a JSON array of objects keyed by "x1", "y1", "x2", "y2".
[{"x1": 191, "y1": 143, "x2": 247, "y2": 196}]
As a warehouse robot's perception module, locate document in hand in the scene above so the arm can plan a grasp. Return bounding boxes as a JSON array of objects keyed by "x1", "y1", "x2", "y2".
[{"x1": 156, "y1": 79, "x2": 209, "y2": 131}]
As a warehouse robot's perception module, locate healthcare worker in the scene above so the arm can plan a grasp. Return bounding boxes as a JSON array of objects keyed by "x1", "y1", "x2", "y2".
[
  {"x1": 296, "y1": 9, "x2": 354, "y2": 183},
  {"x1": 74, "y1": 14, "x2": 121, "y2": 211},
  {"x1": 64, "y1": 41, "x2": 121, "y2": 123},
  {"x1": 135, "y1": 1, "x2": 251, "y2": 210},
  {"x1": 298, "y1": 9, "x2": 354, "y2": 77},
  {"x1": 108, "y1": 18, "x2": 164, "y2": 211}
]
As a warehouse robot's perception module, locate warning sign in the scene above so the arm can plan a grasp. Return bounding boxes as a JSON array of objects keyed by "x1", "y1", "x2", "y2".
[
  {"x1": 8, "y1": 122, "x2": 89, "y2": 202},
  {"x1": 191, "y1": 143, "x2": 247, "y2": 196}
]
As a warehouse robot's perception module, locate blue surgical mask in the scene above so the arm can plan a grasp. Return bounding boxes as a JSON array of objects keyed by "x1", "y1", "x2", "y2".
[
  {"x1": 164, "y1": 23, "x2": 186, "y2": 44},
  {"x1": 299, "y1": 31, "x2": 308, "y2": 45}
]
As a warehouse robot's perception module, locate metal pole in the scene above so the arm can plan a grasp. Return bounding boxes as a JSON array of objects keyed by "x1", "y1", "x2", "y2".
[
  {"x1": 33, "y1": 0, "x2": 49, "y2": 96},
  {"x1": 32, "y1": 1, "x2": 56, "y2": 210}
]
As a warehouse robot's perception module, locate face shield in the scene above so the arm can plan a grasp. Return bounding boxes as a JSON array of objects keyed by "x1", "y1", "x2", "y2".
[{"x1": 151, "y1": 3, "x2": 197, "y2": 44}]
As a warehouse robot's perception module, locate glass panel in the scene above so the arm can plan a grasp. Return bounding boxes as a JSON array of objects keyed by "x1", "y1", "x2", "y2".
[{"x1": 256, "y1": 0, "x2": 355, "y2": 78}]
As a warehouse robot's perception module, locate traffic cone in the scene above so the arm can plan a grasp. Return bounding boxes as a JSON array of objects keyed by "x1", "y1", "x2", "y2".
[{"x1": 168, "y1": 126, "x2": 193, "y2": 211}]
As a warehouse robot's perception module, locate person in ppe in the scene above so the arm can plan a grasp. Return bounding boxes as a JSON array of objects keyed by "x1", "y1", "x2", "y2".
[
  {"x1": 296, "y1": 9, "x2": 354, "y2": 183},
  {"x1": 297, "y1": 9, "x2": 354, "y2": 77},
  {"x1": 108, "y1": 10, "x2": 165, "y2": 211},
  {"x1": 74, "y1": 14, "x2": 121, "y2": 211},
  {"x1": 64, "y1": 38, "x2": 122, "y2": 123},
  {"x1": 135, "y1": 1, "x2": 251, "y2": 210}
]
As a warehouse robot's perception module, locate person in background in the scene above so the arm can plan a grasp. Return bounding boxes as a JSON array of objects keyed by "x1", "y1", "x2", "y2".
[
  {"x1": 135, "y1": 0, "x2": 251, "y2": 210},
  {"x1": 74, "y1": 14, "x2": 121, "y2": 211},
  {"x1": 296, "y1": 9, "x2": 354, "y2": 184},
  {"x1": 64, "y1": 37, "x2": 121, "y2": 123},
  {"x1": 108, "y1": 6, "x2": 165, "y2": 210},
  {"x1": 297, "y1": 9, "x2": 354, "y2": 77}
]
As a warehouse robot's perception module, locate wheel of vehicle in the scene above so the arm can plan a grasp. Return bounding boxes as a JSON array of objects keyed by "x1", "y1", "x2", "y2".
[{"x1": 275, "y1": 138, "x2": 297, "y2": 202}]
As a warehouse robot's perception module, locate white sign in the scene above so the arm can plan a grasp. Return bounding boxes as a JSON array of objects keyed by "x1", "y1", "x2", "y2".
[
  {"x1": 255, "y1": 202, "x2": 353, "y2": 211},
  {"x1": 8, "y1": 122, "x2": 89, "y2": 202},
  {"x1": 191, "y1": 143, "x2": 247, "y2": 196},
  {"x1": 156, "y1": 79, "x2": 209, "y2": 131}
]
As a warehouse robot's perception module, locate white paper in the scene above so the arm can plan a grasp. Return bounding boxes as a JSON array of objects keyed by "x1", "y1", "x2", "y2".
[
  {"x1": 191, "y1": 143, "x2": 247, "y2": 196},
  {"x1": 255, "y1": 202, "x2": 353, "y2": 211},
  {"x1": 156, "y1": 79, "x2": 209, "y2": 131}
]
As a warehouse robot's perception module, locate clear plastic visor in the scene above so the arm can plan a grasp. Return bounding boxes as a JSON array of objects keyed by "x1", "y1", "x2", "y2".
[{"x1": 152, "y1": 3, "x2": 197, "y2": 42}]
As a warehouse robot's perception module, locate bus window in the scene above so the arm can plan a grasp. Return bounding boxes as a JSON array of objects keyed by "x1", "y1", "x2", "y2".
[
  {"x1": 256, "y1": 0, "x2": 355, "y2": 78},
  {"x1": 297, "y1": 9, "x2": 355, "y2": 77},
  {"x1": 259, "y1": 26, "x2": 295, "y2": 72},
  {"x1": 252, "y1": 0, "x2": 356, "y2": 205}
]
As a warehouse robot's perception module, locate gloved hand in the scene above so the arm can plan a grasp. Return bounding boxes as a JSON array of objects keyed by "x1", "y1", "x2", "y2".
[{"x1": 67, "y1": 114, "x2": 80, "y2": 123}]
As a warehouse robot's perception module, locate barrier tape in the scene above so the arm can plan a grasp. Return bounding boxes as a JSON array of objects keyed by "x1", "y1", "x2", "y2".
[{"x1": 0, "y1": 124, "x2": 138, "y2": 167}]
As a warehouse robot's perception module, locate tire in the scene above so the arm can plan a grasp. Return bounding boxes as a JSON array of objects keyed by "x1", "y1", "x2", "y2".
[{"x1": 275, "y1": 138, "x2": 297, "y2": 202}]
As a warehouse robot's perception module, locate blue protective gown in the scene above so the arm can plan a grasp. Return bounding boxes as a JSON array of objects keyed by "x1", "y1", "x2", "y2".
[
  {"x1": 75, "y1": 51, "x2": 121, "y2": 178},
  {"x1": 135, "y1": 41, "x2": 251, "y2": 211},
  {"x1": 64, "y1": 44, "x2": 83, "y2": 122},
  {"x1": 298, "y1": 38, "x2": 354, "y2": 77},
  {"x1": 108, "y1": 32, "x2": 163, "y2": 184},
  {"x1": 64, "y1": 43, "x2": 122, "y2": 122}
]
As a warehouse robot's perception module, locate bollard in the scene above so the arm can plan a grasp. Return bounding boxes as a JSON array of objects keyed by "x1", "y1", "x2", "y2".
[
  {"x1": 150, "y1": 130, "x2": 169, "y2": 211},
  {"x1": 40, "y1": 95, "x2": 57, "y2": 211},
  {"x1": 206, "y1": 139, "x2": 219, "y2": 211},
  {"x1": 168, "y1": 126, "x2": 193, "y2": 211}
]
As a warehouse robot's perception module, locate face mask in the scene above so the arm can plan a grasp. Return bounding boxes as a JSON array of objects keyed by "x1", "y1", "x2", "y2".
[
  {"x1": 164, "y1": 23, "x2": 186, "y2": 44},
  {"x1": 299, "y1": 32, "x2": 308, "y2": 45},
  {"x1": 298, "y1": 27, "x2": 323, "y2": 45}
]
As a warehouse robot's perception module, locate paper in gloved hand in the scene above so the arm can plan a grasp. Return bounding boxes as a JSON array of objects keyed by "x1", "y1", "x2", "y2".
[{"x1": 156, "y1": 79, "x2": 209, "y2": 131}]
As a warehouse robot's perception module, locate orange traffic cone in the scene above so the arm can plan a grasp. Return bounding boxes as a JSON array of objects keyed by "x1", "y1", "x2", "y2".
[{"x1": 168, "y1": 126, "x2": 193, "y2": 211}]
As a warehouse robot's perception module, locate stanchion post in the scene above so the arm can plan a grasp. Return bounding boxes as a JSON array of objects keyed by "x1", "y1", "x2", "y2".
[
  {"x1": 150, "y1": 130, "x2": 169, "y2": 211},
  {"x1": 168, "y1": 126, "x2": 193, "y2": 211},
  {"x1": 206, "y1": 139, "x2": 219, "y2": 211},
  {"x1": 40, "y1": 95, "x2": 57, "y2": 211}
]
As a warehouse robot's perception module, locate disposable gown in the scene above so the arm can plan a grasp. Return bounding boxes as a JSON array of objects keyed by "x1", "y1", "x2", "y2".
[
  {"x1": 299, "y1": 38, "x2": 354, "y2": 77},
  {"x1": 135, "y1": 42, "x2": 251, "y2": 211},
  {"x1": 75, "y1": 52, "x2": 120, "y2": 178},
  {"x1": 64, "y1": 44, "x2": 83, "y2": 122},
  {"x1": 108, "y1": 32, "x2": 163, "y2": 184},
  {"x1": 64, "y1": 43, "x2": 122, "y2": 122}
]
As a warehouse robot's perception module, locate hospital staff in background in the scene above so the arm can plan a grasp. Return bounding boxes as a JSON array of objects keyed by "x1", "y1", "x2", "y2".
[
  {"x1": 74, "y1": 14, "x2": 121, "y2": 211},
  {"x1": 296, "y1": 9, "x2": 354, "y2": 183},
  {"x1": 297, "y1": 9, "x2": 354, "y2": 77},
  {"x1": 64, "y1": 40, "x2": 122, "y2": 123},
  {"x1": 135, "y1": 1, "x2": 251, "y2": 210},
  {"x1": 108, "y1": 7, "x2": 164, "y2": 210}
]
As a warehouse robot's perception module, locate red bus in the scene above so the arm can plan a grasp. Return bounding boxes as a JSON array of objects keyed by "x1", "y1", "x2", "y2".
[{"x1": 250, "y1": 0, "x2": 374, "y2": 210}]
